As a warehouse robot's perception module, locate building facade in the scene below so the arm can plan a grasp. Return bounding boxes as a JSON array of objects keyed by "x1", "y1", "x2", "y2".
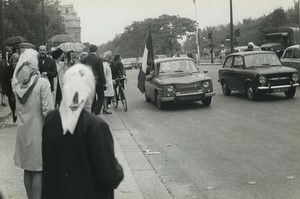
[{"x1": 58, "y1": 4, "x2": 81, "y2": 42}]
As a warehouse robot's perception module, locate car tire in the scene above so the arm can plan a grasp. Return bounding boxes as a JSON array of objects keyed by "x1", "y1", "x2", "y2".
[
  {"x1": 222, "y1": 81, "x2": 231, "y2": 96},
  {"x1": 285, "y1": 87, "x2": 296, "y2": 98},
  {"x1": 156, "y1": 91, "x2": 164, "y2": 110},
  {"x1": 246, "y1": 83, "x2": 257, "y2": 101},
  {"x1": 202, "y1": 97, "x2": 212, "y2": 106},
  {"x1": 145, "y1": 92, "x2": 151, "y2": 102}
]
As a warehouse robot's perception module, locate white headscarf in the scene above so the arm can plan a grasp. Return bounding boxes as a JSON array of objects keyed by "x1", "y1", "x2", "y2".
[
  {"x1": 100, "y1": 51, "x2": 112, "y2": 62},
  {"x1": 12, "y1": 49, "x2": 40, "y2": 104},
  {"x1": 59, "y1": 63, "x2": 95, "y2": 135}
]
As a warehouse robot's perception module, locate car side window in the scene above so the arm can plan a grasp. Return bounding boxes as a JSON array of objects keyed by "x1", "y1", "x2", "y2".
[
  {"x1": 292, "y1": 48, "x2": 299, "y2": 58},
  {"x1": 283, "y1": 49, "x2": 293, "y2": 58},
  {"x1": 224, "y1": 57, "x2": 233, "y2": 68},
  {"x1": 233, "y1": 56, "x2": 243, "y2": 69}
]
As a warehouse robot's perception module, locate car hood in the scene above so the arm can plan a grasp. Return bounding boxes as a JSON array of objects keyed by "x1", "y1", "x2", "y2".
[
  {"x1": 260, "y1": 43, "x2": 281, "y2": 50},
  {"x1": 251, "y1": 66, "x2": 297, "y2": 75},
  {"x1": 155, "y1": 73, "x2": 211, "y2": 84}
]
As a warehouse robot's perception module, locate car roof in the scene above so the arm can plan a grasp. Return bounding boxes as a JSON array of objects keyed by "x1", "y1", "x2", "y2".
[
  {"x1": 154, "y1": 57, "x2": 195, "y2": 64},
  {"x1": 229, "y1": 51, "x2": 276, "y2": 57},
  {"x1": 285, "y1": 44, "x2": 300, "y2": 49}
]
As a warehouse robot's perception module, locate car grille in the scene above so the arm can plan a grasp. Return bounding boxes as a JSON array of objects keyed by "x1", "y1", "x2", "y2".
[
  {"x1": 175, "y1": 82, "x2": 202, "y2": 93},
  {"x1": 266, "y1": 74, "x2": 292, "y2": 86}
]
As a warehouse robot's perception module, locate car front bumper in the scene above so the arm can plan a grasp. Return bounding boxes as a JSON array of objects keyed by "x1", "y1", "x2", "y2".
[
  {"x1": 161, "y1": 91, "x2": 215, "y2": 102},
  {"x1": 257, "y1": 83, "x2": 299, "y2": 92}
]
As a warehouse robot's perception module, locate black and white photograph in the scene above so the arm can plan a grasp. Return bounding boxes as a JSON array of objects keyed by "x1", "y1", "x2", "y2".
[{"x1": 0, "y1": 0, "x2": 299, "y2": 198}]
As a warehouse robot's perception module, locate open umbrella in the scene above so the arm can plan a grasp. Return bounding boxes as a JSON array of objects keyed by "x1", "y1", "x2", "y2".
[
  {"x1": 58, "y1": 42, "x2": 86, "y2": 52},
  {"x1": 47, "y1": 34, "x2": 75, "y2": 43},
  {"x1": 3, "y1": 36, "x2": 28, "y2": 46}
]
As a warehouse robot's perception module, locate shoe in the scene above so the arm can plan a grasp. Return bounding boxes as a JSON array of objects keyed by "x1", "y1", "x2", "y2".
[
  {"x1": 103, "y1": 110, "x2": 112, "y2": 114},
  {"x1": 13, "y1": 116, "x2": 17, "y2": 123},
  {"x1": 1, "y1": 102, "x2": 6, "y2": 106}
]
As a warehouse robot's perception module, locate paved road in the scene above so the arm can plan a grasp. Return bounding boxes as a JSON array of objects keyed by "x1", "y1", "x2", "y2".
[{"x1": 116, "y1": 66, "x2": 300, "y2": 199}]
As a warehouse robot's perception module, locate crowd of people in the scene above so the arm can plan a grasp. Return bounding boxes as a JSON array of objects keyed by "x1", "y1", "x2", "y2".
[{"x1": 0, "y1": 43, "x2": 126, "y2": 199}]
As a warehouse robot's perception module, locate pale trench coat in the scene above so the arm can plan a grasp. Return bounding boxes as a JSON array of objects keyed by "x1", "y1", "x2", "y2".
[
  {"x1": 103, "y1": 61, "x2": 114, "y2": 97},
  {"x1": 14, "y1": 78, "x2": 54, "y2": 171}
]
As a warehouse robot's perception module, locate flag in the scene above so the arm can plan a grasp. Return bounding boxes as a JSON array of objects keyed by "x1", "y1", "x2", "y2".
[{"x1": 137, "y1": 28, "x2": 154, "y2": 93}]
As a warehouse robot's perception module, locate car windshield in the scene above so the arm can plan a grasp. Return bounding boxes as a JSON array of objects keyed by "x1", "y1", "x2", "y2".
[
  {"x1": 244, "y1": 53, "x2": 281, "y2": 68},
  {"x1": 158, "y1": 60, "x2": 198, "y2": 74}
]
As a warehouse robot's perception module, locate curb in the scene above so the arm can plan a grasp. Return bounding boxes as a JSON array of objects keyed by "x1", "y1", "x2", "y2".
[{"x1": 103, "y1": 108, "x2": 172, "y2": 199}]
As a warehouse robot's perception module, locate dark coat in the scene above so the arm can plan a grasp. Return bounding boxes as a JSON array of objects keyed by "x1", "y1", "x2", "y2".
[
  {"x1": 3, "y1": 64, "x2": 14, "y2": 97},
  {"x1": 38, "y1": 57, "x2": 58, "y2": 92},
  {"x1": 42, "y1": 109, "x2": 124, "y2": 199},
  {"x1": 82, "y1": 54, "x2": 106, "y2": 97}
]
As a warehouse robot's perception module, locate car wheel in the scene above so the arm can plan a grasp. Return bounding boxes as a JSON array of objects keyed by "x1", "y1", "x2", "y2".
[
  {"x1": 246, "y1": 83, "x2": 257, "y2": 101},
  {"x1": 222, "y1": 81, "x2": 231, "y2": 96},
  {"x1": 156, "y1": 91, "x2": 164, "y2": 110},
  {"x1": 202, "y1": 97, "x2": 212, "y2": 106},
  {"x1": 145, "y1": 92, "x2": 151, "y2": 102},
  {"x1": 285, "y1": 87, "x2": 296, "y2": 98}
]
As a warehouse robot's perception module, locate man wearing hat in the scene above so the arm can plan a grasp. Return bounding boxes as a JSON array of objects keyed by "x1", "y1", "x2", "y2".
[{"x1": 82, "y1": 45, "x2": 106, "y2": 115}]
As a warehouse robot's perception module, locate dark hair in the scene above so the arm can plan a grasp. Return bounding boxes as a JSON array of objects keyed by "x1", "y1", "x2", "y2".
[
  {"x1": 114, "y1": 54, "x2": 121, "y2": 61},
  {"x1": 52, "y1": 48, "x2": 63, "y2": 60},
  {"x1": 90, "y1": 45, "x2": 98, "y2": 52}
]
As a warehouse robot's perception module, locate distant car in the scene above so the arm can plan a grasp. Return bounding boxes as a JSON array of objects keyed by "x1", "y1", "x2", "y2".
[
  {"x1": 218, "y1": 51, "x2": 299, "y2": 100},
  {"x1": 122, "y1": 58, "x2": 136, "y2": 70},
  {"x1": 133, "y1": 57, "x2": 143, "y2": 69},
  {"x1": 234, "y1": 45, "x2": 261, "y2": 52},
  {"x1": 281, "y1": 45, "x2": 300, "y2": 72},
  {"x1": 154, "y1": 54, "x2": 168, "y2": 59},
  {"x1": 144, "y1": 57, "x2": 215, "y2": 109}
]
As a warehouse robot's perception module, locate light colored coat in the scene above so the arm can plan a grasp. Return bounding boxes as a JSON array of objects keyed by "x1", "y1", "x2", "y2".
[
  {"x1": 103, "y1": 61, "x2": 114, "y2": 97},
  {"x1": 14, "y1": 77, "x2": 54, "y2": 171}
]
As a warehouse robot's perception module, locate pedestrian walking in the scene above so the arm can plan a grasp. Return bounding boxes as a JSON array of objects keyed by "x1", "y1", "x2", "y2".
[
  {"x1": 101, "y1": 51, "x2": 114, "y2": 114},
  {"x1": 42, "y1": 63, "x2": 124, "y2": 199},
  {"x1": 51, "y1": 47, "x2": 67, "y2": 108},
  {"x1": 12, "y1": 49, "x2": 54, "y2": 199},
  {"x1": 38, "y1": 45, "x2": 58, "y2": 93},
  {"x1": 3, "y1": 53, "x2": 19, "y2": 122},
  {"x1": 0, "y1": 51, "x2": 7, "y2": 106},
  {"x1": 82, "y1": 45, "x2": 106, "y2": 115}
]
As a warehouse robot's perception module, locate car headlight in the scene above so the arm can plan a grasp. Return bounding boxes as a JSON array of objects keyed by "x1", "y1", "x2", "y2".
[
  {"x1": 166, "y1": 85, "x2": 174, "y2": 92},
  {"x1": 292, "y1": 73, "x2": 299, "y2": 82},
  {"x1": 202, "y1": 81, "x2": 209, "y2": 88},
  {"x1": 259, "y1": 76, "x2": 267, "y2": 84}
]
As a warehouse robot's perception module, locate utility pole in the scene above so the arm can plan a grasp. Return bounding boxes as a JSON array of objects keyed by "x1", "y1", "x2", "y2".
[
  {"x1": 0, "y1": 0, "x2": 4, "y2": 53},
  {"x1": 42, "y1": 0, "x2": 45, "y2": 44},
  {"x1": 193, "y1": 0, "x2": 201, "y2": 63},
  {"x1": 230, "y1": 0, "x2": 234, "y2": 53}
]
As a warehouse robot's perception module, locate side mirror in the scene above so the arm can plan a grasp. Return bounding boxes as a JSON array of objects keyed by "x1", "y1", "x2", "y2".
[{"x1": 203, "y1": 69, "x2": 208, "y2": 74}]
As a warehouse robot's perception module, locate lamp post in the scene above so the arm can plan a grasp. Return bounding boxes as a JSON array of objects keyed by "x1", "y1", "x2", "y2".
[
  {"x1": 193, "y1": 0, "x2": 201, "y2": 62},
  {"x1": 230, "y1": 0, "x2": 234, "y2": 53},
  {"x1": 41, "y1": 0, "x2": 45, "y2": 44}
]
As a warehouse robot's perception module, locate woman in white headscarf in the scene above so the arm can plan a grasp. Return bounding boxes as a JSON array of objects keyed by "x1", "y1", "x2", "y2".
[
  {"x1": 42, "y1": 64, "x2": 123, "y2": 199},
  {"x1": 101, "y1": 51, "x2": 114, "y2": 114},
  {"x1": 12, "y1": 48, "x2": 54, "y2": 199}
]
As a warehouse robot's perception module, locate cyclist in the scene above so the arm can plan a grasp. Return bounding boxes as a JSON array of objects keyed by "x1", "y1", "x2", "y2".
[{"x1": 110, "y1": 54, "x2": 126, "y2": 92}]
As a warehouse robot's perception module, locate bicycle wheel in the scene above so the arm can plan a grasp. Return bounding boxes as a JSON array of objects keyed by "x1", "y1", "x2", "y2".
[
  {"x1": 119, "y1": 88, "x2": 128, "y2": 112},
  {"x1": 112, "y1": 92, "x2": 118, "y2": 108}
]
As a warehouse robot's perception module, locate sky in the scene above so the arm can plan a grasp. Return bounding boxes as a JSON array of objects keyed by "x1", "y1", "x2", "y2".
[{"x1": 60, "y1": 0, "x2": 296, "y2": 45}]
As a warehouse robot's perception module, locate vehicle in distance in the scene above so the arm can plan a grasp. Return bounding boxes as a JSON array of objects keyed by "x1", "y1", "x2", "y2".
[
  {"x1": 218, "y1": 51, "x2": 299, "y2": 100},
  {"x1": 280, "y1": 44, "x2": 300, "y2": 72},
  {"x1": 122, "y1": 58, "x2": 136, "y2": 70},
  {"x1": 144, "y1": 57, "x2": 215, "y2": 109}
]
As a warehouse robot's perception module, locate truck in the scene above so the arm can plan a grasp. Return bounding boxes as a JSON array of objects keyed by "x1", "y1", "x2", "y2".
[{"x1": 260, "y1": 27, "x2": 299, "y2": 57}]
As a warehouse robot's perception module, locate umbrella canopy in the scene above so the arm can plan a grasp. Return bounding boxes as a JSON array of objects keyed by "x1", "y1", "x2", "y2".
[
  {"x1": 3, "y1": 36, "x2": 28, "y2": 46},
  {"x1": 18, "y1": 42, "x2": 36, "y2": 50},
  {"x1": 47, "y1": 34, "x2": 75, "y2": 43},
  {"x1": 58, "y1": 42, "x2": 86, "y2": 52}
]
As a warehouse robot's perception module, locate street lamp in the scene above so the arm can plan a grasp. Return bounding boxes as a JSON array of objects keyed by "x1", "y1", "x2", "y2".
[
  {"x1": 193, "y1": 0, "x2": 200, "y2": 62},
  {"x1": 230, "y1": 0, "x2": 234, "y2": 53}
]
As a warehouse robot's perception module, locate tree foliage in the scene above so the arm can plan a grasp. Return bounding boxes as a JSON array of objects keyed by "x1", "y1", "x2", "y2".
[{"x1": 3, "y1": 0, "x2": 65, "y2": 46}]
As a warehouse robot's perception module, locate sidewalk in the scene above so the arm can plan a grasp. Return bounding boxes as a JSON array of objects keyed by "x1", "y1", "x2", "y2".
[{"x1": 0, "y1": 105, "x2": 172, "y2": 199}]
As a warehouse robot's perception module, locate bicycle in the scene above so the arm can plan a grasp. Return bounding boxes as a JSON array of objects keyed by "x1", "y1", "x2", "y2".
[{"x1": 111, "y1": 77, "x2": 127, "y2": 112}]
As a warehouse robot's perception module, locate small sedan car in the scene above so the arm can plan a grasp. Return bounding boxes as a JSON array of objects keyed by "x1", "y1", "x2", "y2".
[
  {"x1": 218, "y1": 51, "x2": 299, "y2": 100},
  {"x1": 145, "y1": 57, "x2": 215, "y2": 109},
  {"x1": 280, "y1": 44, "x2": 300, "y2": 72}
]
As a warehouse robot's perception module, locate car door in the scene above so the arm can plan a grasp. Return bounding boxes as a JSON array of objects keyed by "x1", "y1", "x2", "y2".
[
  {"x1": 219, "y1": 56, "x2": 234, "y2": 88},
  {"x1": 281, "y1": 48, "x2": 293, "y2": 68},
  {"x1": 231, "y1": 55, "x2": 247, "y2": 91},
  {"x1": 290, "y1": 47, "x2": 300, "y2": 72}
]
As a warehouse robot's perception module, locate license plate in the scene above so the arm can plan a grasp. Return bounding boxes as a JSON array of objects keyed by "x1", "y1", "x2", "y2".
[
  {"x1": 273, "y1": 88, "x2": 288, "y2": 92},
  {"x1": 176, "y1": 94, "x2": 202, "y2": 101}
]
